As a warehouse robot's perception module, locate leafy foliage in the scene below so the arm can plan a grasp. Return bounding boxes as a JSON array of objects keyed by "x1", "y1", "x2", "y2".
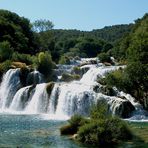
[
  {"x1": 98, "y1": 52, "x2": 111, "y2": 63},
  {"x1": 37, "y1": 52, "x2": 55, "y2": 81},
  {"x1": 32, "y1": 19, "x2": 54, "y2": 32},
  {"x1": 77, "y1": 117, "x2": 132, "y2": 146},
  {"x1": 60, "y1": 114, "x2": 88, "y2": 135},
  {"x1": 0, "y1": 9, "x2": 38, "y2": 54},
  {"x1": 61, "y1": 102, "x2": 133, "y2": 146},
  {"x1": 105, "y1": 13, "x2": 148, "y2": 109},
  {"x1": 0, "y1": 41, "x2": 13, "y2": 62}
]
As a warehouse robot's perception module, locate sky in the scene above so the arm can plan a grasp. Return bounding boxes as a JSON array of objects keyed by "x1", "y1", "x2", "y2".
[{"x1": 0, "y1": 0, "x2": 147, "y2": 31}]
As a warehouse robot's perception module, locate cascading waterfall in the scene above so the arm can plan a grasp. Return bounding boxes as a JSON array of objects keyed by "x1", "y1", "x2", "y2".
[
  {"x1": 0, "y1": 58, "x2": 147, "y2": 121},
  {"x1": 0, "y1": 69, "x2": 21, "y2": 110},
  {"x1": 25, "y1": 83, "x2": 49, "y2": 114},
  {"x1": 54, "y1": 82, "x2": 96, "y2": 117},
  {"x1": 10, "y1": 85, "x2": 34, "y2": 111},
  {"x1": 26, "y1": 70, "x2": 44, "y2": 85}
]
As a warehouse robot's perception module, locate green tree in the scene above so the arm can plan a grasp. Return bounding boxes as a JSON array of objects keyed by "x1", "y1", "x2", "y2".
[
  {"x1": 0, "y1": 9, "x2": 38, "y2": 54},
  {"x1": 0, "y1": 41, "x2": 13, "y2": 62},
  {"x1": 37, "y1": 51, "x2": 54, "y2": 80},
  {"x1": 32, "y1": 19, "x2": 54, "y2": 32}
]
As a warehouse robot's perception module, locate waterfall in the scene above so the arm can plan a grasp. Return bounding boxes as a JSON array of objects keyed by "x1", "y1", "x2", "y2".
[
  {"x1": 0, "y1": 58, "x2": 147, "y2": 121},
  {"x1": 25, "y1": 83, "x2": 49, "y2": 114},
  {"x1": 54, "y1": 82, "x2": 96, "y2": 117},
  {"x1": 0, "y1": 69, "x2": 21, "y2": 109},
  {"x1": 26, "y1": 70, "x2": 44, "y2": 85},
  {"x1": 80, "y1": 65, "x2": 124, "y2": 84},
  {"x1": 9, "y1": 85, "x2": 34, "y2": 111}
]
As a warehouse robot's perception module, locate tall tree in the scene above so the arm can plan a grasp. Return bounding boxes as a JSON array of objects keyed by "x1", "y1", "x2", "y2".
[{"x1": 32, "y1": 19, "x2": 54, "y2": 32}]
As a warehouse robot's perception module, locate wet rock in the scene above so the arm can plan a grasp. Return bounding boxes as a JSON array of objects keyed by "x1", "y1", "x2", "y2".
[
  {"x1": 100, "y1": 85, "x2": 117, "y2": 96},
  {"x1": 114, "y1": 100, "x2": 135, "y2": 118},
  {"x1": 46, "y1": 82, "x2": 55, "y2": 96}
]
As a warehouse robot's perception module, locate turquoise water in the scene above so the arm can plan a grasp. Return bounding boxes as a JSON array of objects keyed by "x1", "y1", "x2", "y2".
[
  {"x1": 0, "y1": 114, "x2": 89, "y2": 148},
  {"x1": 1, "y1": 114, "x2": 148, "y2": 148}
]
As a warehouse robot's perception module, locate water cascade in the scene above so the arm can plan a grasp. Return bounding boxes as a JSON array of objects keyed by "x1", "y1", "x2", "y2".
[
  {"x1": 10, "y1": 85, "x2": 34, "y2": 111},
  {"x1": 0, "y1": 69, "x2": 21, "y2": 109},
  {"x1": 0, "y1": 59, "x2": 147, "y2": 121},
  {"x1": 26, "y1": 70, "x2": 44, "y2": 85},
  {"x1": 25, "y1": 83, "x2": 49, "y2": 114}
]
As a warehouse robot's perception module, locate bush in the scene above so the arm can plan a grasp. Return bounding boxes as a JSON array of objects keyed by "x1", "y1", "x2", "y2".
[
  {"x1": 77, "y1": 117, "x2": 132, "y2": 146},
  {"x1": 72, "y1": 66, "x2": 81, "y2": 75},
  {"x1": 0, "y1": 60, "x2": 12, "y2": 81},
  {"x1": 60, "y1": 103, "x2": 133, "y2": 146},
  {"x1": 60, "y1": 114, "x2": 88, "y2": 135},
  {"x1": 104, "y1": 69, "x2": 132, "y2": 93},
  {"x1": 98, "y1": 52, "x2": 111, "y2": 63},
  {"x1": 12, "y1": 52, "x2": 33, "y2": 65},
  {"x1": 37, "y1": 51, "x2": 54, "y2": 81},
  {"x1": 68, "y1": 114, "x2": 86, "y2": 128},
  {"x1": 59, "y1": 55, "x2": 71, "y2": 64},
  {"x1": 90, "y1": 101, "x2": 110, "y2": 120}
]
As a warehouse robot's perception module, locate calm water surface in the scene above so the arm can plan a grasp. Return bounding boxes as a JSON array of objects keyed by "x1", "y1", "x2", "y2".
[{"x1": 0, "y1": 114, "x2": 89, "y2": 148}]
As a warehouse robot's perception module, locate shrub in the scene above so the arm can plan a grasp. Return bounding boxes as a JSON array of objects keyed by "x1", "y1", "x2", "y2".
[
  {"x1": 0, "y1": 60, "x2": 12, "y2": 81},
  {"x1": 59, "y1": 55, "x2": 71, "y2": 64},
  {"x1": 37, "y1": 51, "x2": 55, "y2": 81},
  {"x1": 104, "y1": 69, "x2": 132, "y2": 93},
  {"x1": 12, "y1": 52, "x2": 33, "y2": 65},
  {"x1": 98, "y1": 52, "x2": 111, "y2": 63},
  {"x1": 60, "y1": 114, "x2": 88, "y2": 135},
  {"x1": 77, "y1": 117, "x2": 133, "y2": 146},
  {"x1": 90, "y1": 101, "x2": 110, "y2": 120},
  {"x1": 72, "y1": 66, "x2": 81, "y2": 75}
]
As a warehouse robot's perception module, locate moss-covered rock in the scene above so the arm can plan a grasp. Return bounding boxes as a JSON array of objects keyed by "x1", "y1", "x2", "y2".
[
  {"x1": 72, "y1": 66, "x2": 81, "y2": 75},
  {"x1": 12, "y1": 62, "x2": 27, "y2": 68},
  {"x1": 46, "y1": 82, "x2": 55, "y2": 96}
]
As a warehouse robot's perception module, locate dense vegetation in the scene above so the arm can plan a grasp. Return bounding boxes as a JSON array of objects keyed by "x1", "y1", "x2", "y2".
[
  {"x1": 105, "y1": 13, "x2": 148, "y2": 109},
  {"x1": 37, "y1": 24, "x2": 132, "y2": 62},
  {"x1": 0, "y1": 9, "x2": 131, "y2": 80},
  {"x1": 60, "y1": 102, "x2": 133, "y2": 146}
]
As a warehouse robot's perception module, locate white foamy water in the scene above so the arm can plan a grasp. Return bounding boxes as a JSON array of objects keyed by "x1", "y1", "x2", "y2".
[
  {"x1": 0, "y1": 69, "x2": 21, "y2": 110},
  {"x1": 25, "y1": 83, "x2": 49, "y2": 114},
  {"x1": 0, "y1": 58, "x2": 147, "y2": 121}
]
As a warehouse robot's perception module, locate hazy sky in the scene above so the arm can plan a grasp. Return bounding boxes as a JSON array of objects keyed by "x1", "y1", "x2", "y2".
[{"x1": 0, "y1": 0, "x2": 147, "y2": 30}]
